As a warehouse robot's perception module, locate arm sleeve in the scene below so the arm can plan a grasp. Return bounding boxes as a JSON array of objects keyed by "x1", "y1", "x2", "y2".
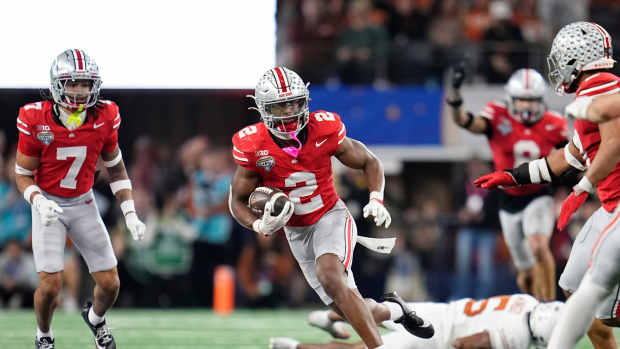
[
  {"x1": 16, "y1": 109, "x2": 42, "y2": 157},
  {"x1": 231, "y1": 133, "x2": 257, "y2": 171},
  {"x1": 478, "y1": 102, "x2": 497, "y2": 138},
  {"x1": 102, "y1": 106, "x2": 121, "y2": 153}
]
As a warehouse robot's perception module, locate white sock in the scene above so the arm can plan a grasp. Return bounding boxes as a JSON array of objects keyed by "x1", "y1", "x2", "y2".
[
  {"x1": 88, "y1": 306, "x2": 105, "y2": 326},
  {"x1": 374, "y1": 345, "x2": 386, "y2": 349},
  {"x1": 547, "y1": 275, "x2": 609, "y2": 349},
  {"x1": 37, "y1": 328, "x2": 53, "y2": 340},
  {"x1": 382, "y1": 301, "x2": 403, "y2": 321}
]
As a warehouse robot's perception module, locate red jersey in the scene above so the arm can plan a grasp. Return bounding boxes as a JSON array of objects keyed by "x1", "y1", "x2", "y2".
[
  {"x1": 17, "y1": 100, "x2": 121, "y2": 198},
  {"x1": 232, "y1": 110, "x2": 347, "y2": 227},
  {"x1": 480, "y1": 101, "x2": 569, "y2": 196},
  {"x1": 573, "y1": 72, "x2": 620, "y2": 212}
]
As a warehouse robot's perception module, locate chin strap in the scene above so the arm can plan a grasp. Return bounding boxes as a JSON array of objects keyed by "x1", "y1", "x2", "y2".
[{"x1": 282, "y1": 131, "x2": 302, "y2": 158}]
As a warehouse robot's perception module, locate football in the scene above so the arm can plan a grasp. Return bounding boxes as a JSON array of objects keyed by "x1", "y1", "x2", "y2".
[{"x1": 248, "y1": 186, "x2": 290, "y2": 217}]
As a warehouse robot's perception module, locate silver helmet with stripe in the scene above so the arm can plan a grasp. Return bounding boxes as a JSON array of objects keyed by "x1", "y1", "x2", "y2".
[
  {"x1": 505, "y1": 68, "x2": 547, "y2": 125},
  {"x1": 251, "y1": 66, "x2": 309, "y2": 140},
  {"x1": 548, "y1": 22, "x2": 616, "y2": 94},
  {"x1": 50, "y1": 49, "x2": 102, "y2": 109}
]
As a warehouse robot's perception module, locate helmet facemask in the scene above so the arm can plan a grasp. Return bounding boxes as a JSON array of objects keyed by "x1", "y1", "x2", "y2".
[
  {"x1": 547, "y1": 52, "x2": 581, "y2": 95},
  {"x1": 52, "y1": 76, "x2": 102, "y2": 110},
  {"x1": 262, "y1": 96, "x2": 309, "y2": 140},
  {"x1": 510, "y1": 97, "x2": 546, "y2": 125}
]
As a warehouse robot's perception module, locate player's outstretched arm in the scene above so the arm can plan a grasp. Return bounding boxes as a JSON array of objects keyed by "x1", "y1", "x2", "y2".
[
  {"x1": 565, "y1": 93, "x2": 620, "y2": 123},
  {"x1": 474, "y1": 141, "x2": 584, "y2": 190},
  {"x1": 101, "y1": 146, "x2": 145, "y2": 241},
  {"x1": 335, "y1": 137, "x2": 391, "y2": 228}
]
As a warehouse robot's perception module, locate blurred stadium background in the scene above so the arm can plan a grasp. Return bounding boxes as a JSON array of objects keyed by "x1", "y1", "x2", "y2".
[{"x1": 1, "y1": 0, "x2": 620, "y2": 347}]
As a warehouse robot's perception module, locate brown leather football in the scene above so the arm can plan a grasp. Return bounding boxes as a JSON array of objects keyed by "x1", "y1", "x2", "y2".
[{"x1": 248, "y1": 186, "x2": 290, "y2": 216}]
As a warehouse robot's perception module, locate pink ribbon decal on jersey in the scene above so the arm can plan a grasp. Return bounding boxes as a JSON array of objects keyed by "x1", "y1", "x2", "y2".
[{"x1": 282, "y1": 131, "x2": 302, "y2": 158}]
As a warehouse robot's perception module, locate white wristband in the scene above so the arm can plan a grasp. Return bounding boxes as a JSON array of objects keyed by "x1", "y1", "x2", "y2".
[
  {"x1": 564, "y1": 143, "x2": 587, "y2": 171},
  {"x1": 528, "y1": 158, "x2": 552, "y2": 183},
  {"x1": 252, "y1": 219, "x2": 262, "y2": 233},
  {"x1": 369, "y1": 191, "x2": 384, "y2": 202},
  {"x1": 577, "y1": 176, "x2": 595, "y2": 194},
  {"x1": 15, "y1": 164, "x2": 34, "y2": 176},
  {"x1": 110, "y1": 179, "x2": 132, "y2": 194},
  {"x1": 103, "y1": 150, "x2": 123, "y2": 168},
  {"x1": 23, "y1": 185, "x2": 41, "y2": 204},
  {"x1": 120, "y1": 200, "x2": 136, "y2": 217}
]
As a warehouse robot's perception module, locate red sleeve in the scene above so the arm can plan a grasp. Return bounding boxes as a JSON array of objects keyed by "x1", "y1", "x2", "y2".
[
  {"x1": 102, "y1": 101, "x2": 120, "y2": 153},
  {"x1": 232, "y1": 127, "x2": 258, "y2": 171},
  {"x1": 16, "y1": 107, "x2": 42, "y2": 157},
  {"x1": 576, "y1": 73, "x2": 620, "y2": 97},
  {"x1": 310, "y1": 110, "x2": 346, "y2": 155}
]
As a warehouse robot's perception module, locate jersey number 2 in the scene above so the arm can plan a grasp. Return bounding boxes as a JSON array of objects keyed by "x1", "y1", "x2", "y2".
[
  {"x1": 57, "y1": 146, "x2": 86, "y2": 189},
  {"x1": 285, "y1": 172, "x2": 324, "y2": 215}
]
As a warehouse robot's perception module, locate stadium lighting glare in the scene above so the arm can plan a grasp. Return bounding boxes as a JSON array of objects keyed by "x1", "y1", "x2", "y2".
[{"x1": 1, "y1": 0, "x2": 276, "y2": 89}]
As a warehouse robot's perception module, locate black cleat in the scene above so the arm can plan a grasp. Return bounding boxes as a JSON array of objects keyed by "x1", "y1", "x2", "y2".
[
  {"x1": 383, "y1": 291, "x2": 435, "y2": 339},
  {"x1": 35, "y1": 336, "x2": 55, "y2": 349},
  {"x1": 81, "y1": 301, "x2": 117, "y2": 349}
]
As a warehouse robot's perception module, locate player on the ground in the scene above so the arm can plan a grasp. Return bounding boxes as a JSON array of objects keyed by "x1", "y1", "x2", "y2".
[
  {"x1": 473, "y1": 22, "x2": 620, "y2": 349},
  {"x1": 229, "y1": 67, "x2": 431, "y2": 349},
  {"x1": 445, "y1": 66, "x2": 568, "y2": 302},
  {"x1": 270, "y1": 293, "x2": 563, "y2": 349},
  {"x1": 14, "y1": 49, "x2": 146, "y2": 349}
]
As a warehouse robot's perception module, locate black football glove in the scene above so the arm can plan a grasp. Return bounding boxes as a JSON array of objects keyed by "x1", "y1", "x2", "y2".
[{"x1": 450, "y1": 62, "x2": 466, "y2": 90}]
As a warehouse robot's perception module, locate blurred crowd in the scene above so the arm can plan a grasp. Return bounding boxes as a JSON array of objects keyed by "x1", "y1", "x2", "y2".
[
  {"x1": 0, "y1": 129, "x2": 596, "y2": 309},
  {"x1": 277, "y1": 0, "x2": 620, "y2": 86}
]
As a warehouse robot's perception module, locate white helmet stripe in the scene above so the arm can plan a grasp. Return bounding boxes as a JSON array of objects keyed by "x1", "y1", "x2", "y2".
[
  {"x1": 73, "y1": 49, "x2": 84, "y2": 70},
  {"x1": 525, "y1": 69, "x2": 529, "y2": 89},
  {"x1": 590, "y1": 22, "x2": 612, "y2": 58}
]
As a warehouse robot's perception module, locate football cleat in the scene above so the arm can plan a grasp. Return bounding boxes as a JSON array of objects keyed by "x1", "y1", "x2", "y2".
[
  {"x1": 34, "y1": 336, "x2": 55, "y2": 349},
  {"x1": 269, "y1": 337, "x2": 300, "y2": 349},
  {"x1": 307, "y1": 310, "x2": 351, "y2": 339},
  {"x1": 80, "y1": 302, "x2": 116, "y2": 349},
  {"x1": 383, "y1": 291, "x2": 435, "y2": 339}
]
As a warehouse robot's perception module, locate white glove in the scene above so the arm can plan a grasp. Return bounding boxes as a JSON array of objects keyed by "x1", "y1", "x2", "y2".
[
  {"x1": 252, "y1": 200, "x2": 294, "y2": 236},
  {"x1": 565, "y1": 96, "x2": 593, "y2": 120},
  {"x1": 125, "y1": 212, "x2": 146, "y2": 241},
  {"x1": 33, "y1": 194, "x2": 63, "y2": 226},
  {"x1": 363, "y1": 192, "x2": 391, "y2": 228}
]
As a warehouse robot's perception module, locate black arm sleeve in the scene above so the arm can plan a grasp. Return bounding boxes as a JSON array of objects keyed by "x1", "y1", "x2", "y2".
[{"x1": 481, "y1": 117, "x2": 493, "y2": 138}]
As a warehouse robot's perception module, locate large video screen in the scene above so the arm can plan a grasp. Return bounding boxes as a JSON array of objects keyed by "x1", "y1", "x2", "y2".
[{"x1": 1, "y1": 0, "x2": 276, "y2": 89}]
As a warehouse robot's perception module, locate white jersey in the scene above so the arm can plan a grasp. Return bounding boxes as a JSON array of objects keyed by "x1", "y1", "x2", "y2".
[{"x1": 382, "y1": 294, "x2": 538, "y2": 349}]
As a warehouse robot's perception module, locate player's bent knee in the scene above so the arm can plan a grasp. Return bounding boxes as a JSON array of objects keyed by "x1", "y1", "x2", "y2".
[
  {"x1": 38, "y1": 272, "x2": 63, "y2": 296},
  {"x1": 600, "y1": 317, "x2": 620, "y2": 328},
  {"x1": 95, "y1": 271, "x2": 121, "y2": 294}
]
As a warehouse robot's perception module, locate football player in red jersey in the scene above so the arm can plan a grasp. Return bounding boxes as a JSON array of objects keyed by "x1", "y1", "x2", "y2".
[
  {"x1": 14, "y1": 49, "x2": 145, "y2": 349},
  {"x1": 229, "y1": 67, "x2": 432, "y2": 349},
  {"x1": 474, "y1": 22, "x2": 620, "y2": 349},
  {"x1": 445, "y1": 66, "x2": 569, "y2": 302}
]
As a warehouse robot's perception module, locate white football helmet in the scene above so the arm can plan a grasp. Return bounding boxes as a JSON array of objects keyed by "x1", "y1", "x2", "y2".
[
  {"x1": 250, "y1": 67, "x2": 309, "y2": 140},
  {"x1": 528, "y1": 301, "x2": 564, "y2": 348},
  {"x1": 50, "y1": 49, "x2": 102, "y2": 109},
  {"x1": 505, "y1": 68, "x2": 547, "y2": 125},
  {"x1": 548, "y1": 21, "x2": 616, "y2": 94}
]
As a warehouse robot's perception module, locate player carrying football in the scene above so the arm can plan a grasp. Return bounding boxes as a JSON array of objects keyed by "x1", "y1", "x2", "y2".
[
  {"x1": 446, "y1": 66, "x2": 569, "y2": 302},
  {"x1": 14, "y1": 49, "x2": 146, "y2": 349},
  {"x1": 229, "y1": 67, "x2": 431, "y2": 349},
  {"x1": 474, "y1": 22, "x2": 620, "y2": 349}
]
